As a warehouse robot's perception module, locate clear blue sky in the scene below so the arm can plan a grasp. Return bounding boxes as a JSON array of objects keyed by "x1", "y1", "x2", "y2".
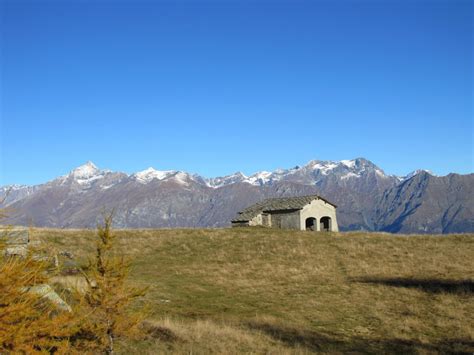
[{"x1": 1, "y1": 0, "x2": 472, "y2": 185}]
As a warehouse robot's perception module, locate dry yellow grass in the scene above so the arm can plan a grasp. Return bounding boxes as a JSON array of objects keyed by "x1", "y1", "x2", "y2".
[{"x1": 31, "y1": 228, "x2": 474, "y2": 354}]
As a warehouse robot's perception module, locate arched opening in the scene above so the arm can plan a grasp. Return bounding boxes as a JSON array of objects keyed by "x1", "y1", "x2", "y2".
[
  {"x1": 305, "y1": 217, "x2": 317, "y2": 231},
  {"x1": 320, "y1": 217, "x2": 331, "y2": 232}
]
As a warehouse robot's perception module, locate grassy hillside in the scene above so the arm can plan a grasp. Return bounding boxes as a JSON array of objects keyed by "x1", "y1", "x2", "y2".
[{"x1": 31, "y1": 228, "x2": 474, "y2": 354}]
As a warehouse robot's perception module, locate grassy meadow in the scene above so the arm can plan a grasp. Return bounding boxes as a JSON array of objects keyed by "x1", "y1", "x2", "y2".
[{"x1": 31, "y1": 228, "x2": 474, "y2": 354}]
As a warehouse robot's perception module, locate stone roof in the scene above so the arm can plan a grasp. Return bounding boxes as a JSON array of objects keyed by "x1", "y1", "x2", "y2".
[{"x1": 232, "y1": 195, "x2": 337, "y2": 222}]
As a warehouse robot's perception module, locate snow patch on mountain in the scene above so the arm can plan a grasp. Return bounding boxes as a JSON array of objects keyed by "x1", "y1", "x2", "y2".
[
  {"x1": 341, "y1": 159, "x2": 356, "y2": 169},
  {"x1": 171, "y1": 172, "x2": 190, "y2": 185},
  {"x1": 375, "y1": 169, "x2": 388, "y2": 178},
  {"x1": 64, "y1": 161, "x2": 107, "y2": 187},
  {"x1": 76, "y1": 174, "x2": 104, "y2": 185},
  {"x1": 0, "y1": 184, "x2": 28, "y2": 191},
  {"x1": 245, "y1": 171, "x2": 273, "y2": 186},
  {"x1": 306, "y1": 160, "x2": 339, "y2": 174},
  {"x1": 70, "y1": 161, "x2": 100, "y2": 179},
  {"x1": 341, "y1": 172, "x2": 359, "y2": 180},
  {"x1": 401, "y1": 169, "x2": 436, "y2": 181},
  {"x1": 134, "y1": 168, "x2": 177, "y2": 183},
  {"x1": 133, "y1": 168, "x2": 195, "y2": 186},
  {"x1": 206, "y1": 172, "x2": 247, "y2": 188}
]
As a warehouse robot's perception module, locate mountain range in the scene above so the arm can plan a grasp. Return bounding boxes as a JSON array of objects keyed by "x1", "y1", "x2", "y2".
[{"x1": 1, "y1": 158, "x2": 473, "y2": 233}]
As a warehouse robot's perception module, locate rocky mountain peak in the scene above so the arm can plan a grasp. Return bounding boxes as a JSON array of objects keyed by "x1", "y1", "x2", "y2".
[
  {"x1": 133, "y1": 168, "x2": 177, "y2": 184},
  {"x1": 64, "y1": 161, "x2": 109, "y2": 188},
  {"x1": 69, "y1": 161, "x2": 100, "y2": 179},
  {"x1": 206, "y1": 172, "x2": 248, "y2": 188},
  {"x1": 402, "y1": 169, "x2": 435, "y2": 181}
]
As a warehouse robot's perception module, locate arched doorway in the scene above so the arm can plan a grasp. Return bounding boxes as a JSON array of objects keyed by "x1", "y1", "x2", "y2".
[
  {"x1": 320, "y1": 217, "x2": 331, "y2": 232},
  {"x1": 305, "y1": 217, "x2": 317, "y2": 231}
]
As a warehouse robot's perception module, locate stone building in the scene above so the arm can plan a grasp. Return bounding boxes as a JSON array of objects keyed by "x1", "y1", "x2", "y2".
[{"x1": 231, "y1": 195, "x2": 338, "y2": 232}]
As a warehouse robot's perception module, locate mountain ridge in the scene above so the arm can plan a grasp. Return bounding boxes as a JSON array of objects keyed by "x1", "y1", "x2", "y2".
[
  {"x1": 1, "y1": 158, "x2": 472, "y2": 233},
  {"x1": 1, "y1": 158, "x2": 438, "y2": 192}
]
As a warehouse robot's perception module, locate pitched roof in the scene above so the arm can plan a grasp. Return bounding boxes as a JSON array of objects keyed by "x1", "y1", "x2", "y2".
[{"x1": 232, "y1": 195, "x2": 337, "y2": 222}]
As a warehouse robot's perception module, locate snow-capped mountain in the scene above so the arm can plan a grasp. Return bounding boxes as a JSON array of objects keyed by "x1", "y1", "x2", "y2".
[
  {"x1": 11, "y1": 158, "x2": 413, "y2": 192},
  {"x1": 63, "y1": 161, "x2": 107, "y2": 186},
  {"x1": 132, "y1": 168, "x2": 195, "y2": 185},
  {"x1": 0, "y1": 184, "x2": 41, "y2": 205},
  {"x1": 205, "y1": 172, "x2": 248, "y2": 188},
  {"x1": 400, "y1": 169, "x2": 436, "y2": 181},
  {"x1": 1, "y1": 158, "x2": 472, "y2": 233},
  {"x1": 204, "y1": 158, "x2": 393, "y2": 187},
  {"x1": 133, "y1": 168, "x2": 176, "y2": 183}
]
